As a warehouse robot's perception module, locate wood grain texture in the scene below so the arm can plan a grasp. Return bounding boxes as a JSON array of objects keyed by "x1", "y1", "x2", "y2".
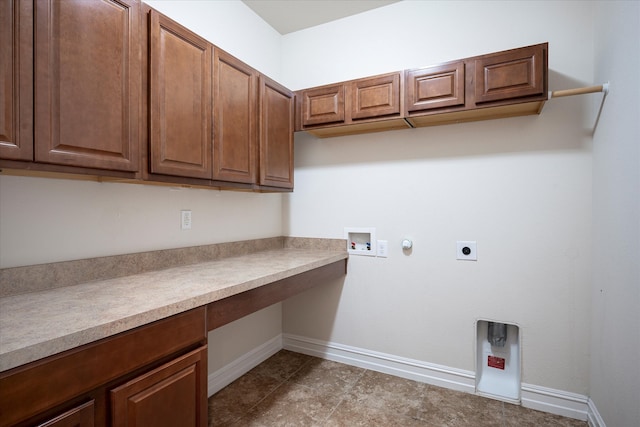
[
  {"x1": 34, "y1": 0, "x2": 140, "y2": 171},
  {"x1": 0, "y1": 0, "x2": 33, "y2": 161}
]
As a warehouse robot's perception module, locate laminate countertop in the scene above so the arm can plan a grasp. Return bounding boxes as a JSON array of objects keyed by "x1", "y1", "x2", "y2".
[{"x1": 0, "y1": 243, "x2": 347, "y2": 373}]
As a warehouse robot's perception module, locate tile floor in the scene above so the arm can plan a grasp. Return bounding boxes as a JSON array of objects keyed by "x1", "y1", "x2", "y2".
[{"x1": 208, "y1": 350, "x2": 588, "y2": 427}]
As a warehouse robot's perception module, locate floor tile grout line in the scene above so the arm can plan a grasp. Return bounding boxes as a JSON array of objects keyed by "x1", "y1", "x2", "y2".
[
  {"x1": 226, "y1": 355, "x2": 314, "y2": 425},
  {"x1": 318, "y1": 366, "x2": 369, "y2": 426}
]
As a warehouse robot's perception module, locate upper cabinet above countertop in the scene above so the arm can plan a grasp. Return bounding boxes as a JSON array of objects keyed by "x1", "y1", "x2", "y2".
[
  {"x1": 144, "y1": 8, "x2": 294, "y2": 191},
  {"x1": 295, "y1": 71, "x2": 410, "y2": 138},
  {"x1": 295, "y1": 43, "x2": 548, "y2": 138},
  {"x1": 1, "y1": 0, "x2": 295, "y2": 192},
  {"x1": 1, "y1": 0, "x2": 141, "y2": 176}
]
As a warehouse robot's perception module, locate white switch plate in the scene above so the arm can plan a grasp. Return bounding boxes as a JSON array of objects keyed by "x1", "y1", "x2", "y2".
[
  {"x1": 181, "y1": 210, "x2": 192, "y2": 230},
  {"x1": 457, "y1": 241, "x2": 477, "y2": 261},
  {"x1": 377, "y1": 240, "x2": 388, "y2": 258}
]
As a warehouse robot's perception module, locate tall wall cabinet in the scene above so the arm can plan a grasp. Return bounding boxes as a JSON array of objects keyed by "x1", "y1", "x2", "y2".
[
  {"x1": 1, "y1": 0, "x2": 140, "y2": 174},
  {"x1": 143, "y1": 7, "x2": 293, "y2": 190},
  {"x1": 0, "y1": 0, "x2": 295, "y2": 191}
]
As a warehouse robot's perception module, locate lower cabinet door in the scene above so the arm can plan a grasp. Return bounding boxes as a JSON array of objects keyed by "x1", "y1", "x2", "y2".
[
  {"x1": 111, "y1": 346, "x2": 207, "y2": 427},
  {"x1": 38, "y1": 400, "x2": 95, "y2": 427}
]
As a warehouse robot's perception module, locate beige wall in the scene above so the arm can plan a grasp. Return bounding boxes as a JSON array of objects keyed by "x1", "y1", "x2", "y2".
[
  {"x1": 282, "y1": 1, "x2": 595, "y2": 395},
  {"x1": 591, "y1": 1, "x2": 640, "y2": 425}
]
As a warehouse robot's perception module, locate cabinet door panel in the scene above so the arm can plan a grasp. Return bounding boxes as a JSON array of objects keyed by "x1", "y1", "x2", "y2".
[
  {"x1": 0, "y1": 0, "x2": 33, "y2": 161},
  {"x1": 39, "y1": 400, "x2": 95, "y2": 427},
  {"x1": 150, "y1": 11, "x2": 212, "y2": 179},
  {"x1": 111, "y1": 346, "x2": 207, "y2": 427},
  {"x1": 406, "y1": 61, "x2": 465, "y2": 112},
  {"x1": 34, "y1": 0, "x2": 140, "y2": 171},
  {"x1": 301, "y1": 84, "x2": 345, "y2": 127},
  {"x1": 213, "y1": 50, "x2": 257, "y2": 184},
  {"x1": 474, "y1": 44, "x2": 545, "y2": 103},
  {"x1": 259, "y1": 76, "x2": 294, "y2": 189},
  {"x1": 351, "y1": 73, "x2": 401, "y2": 120}
]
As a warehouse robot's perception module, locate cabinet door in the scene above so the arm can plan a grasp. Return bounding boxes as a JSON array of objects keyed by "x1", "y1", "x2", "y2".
[
  {"x1": 350, "y1": 72, "x2": 401, "y2": 120},
  {"x1": 34, "y1": 0, "x2": 140, "y2": 171},
  {"x1": 474, "y1": 44, "x2": 545, "y2": 103},
  {"x1": 0, "y1": 0, "x2": 33, "y2": 161},
  {"x1": 39, "y1": 400, "x2": 95, "y2": 427},
  {"x1": 111, "y1": 346, "x2": 207, "y2": 427},
  {"x1": 149, "y1": 11, "x2": 212, "y2": 179},
  {"x1": 300, "y1": 84, "x2": 345, "y2": 127},
  {"x1": 405, "y1": 61, "x2": 465, "y2": 113},
  {"x1": 259, "y1": 76, "x2": 294, "y2": 189},
  {"x1": 213, "y1": 50, "x2": 257, "y2": 184}
]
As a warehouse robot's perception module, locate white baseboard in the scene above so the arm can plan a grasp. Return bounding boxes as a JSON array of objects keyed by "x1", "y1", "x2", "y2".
[
  {"x1": 207, "y1": 334, "x2": 282, "y2": 397},
  {"x1": 587, "y1": 397, "x2": 607, "y2": 427},
  {"x1": 521, "y1": 383, "x2": 589, "y2": 421},
  {"x1": 283, "y1": 333, "x2": 475, "y2": 394},
  {"x1": 282, "y1": 333, "x2": 591, "y2": 422}
]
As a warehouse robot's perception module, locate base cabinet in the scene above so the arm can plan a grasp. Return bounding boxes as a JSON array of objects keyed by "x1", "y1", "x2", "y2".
[
  {"x1": 0, "y1": 308, "x2": 206, "y2": 427},
  {"x1": 111, "y1": 347, "x2": 207, "y2": 427},
  {"x1": 38, "y1": 401, "x2": 95, "y2": 427}
]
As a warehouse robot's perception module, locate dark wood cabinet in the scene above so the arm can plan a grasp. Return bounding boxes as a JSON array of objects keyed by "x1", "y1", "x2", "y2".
[
  {"x1": 300, "y1": 84, "x2": 346, "y2": 127},
  {"x1": 259, "y1": 75, "x2": 294, "y2": 189},
  {"x1": 38, "y1": 401, "x2": 95, "y2": 427},
  {"x1": 0, "y1": 308, "x2": 207, "y2": 427},
  {"x1": 33, "y1": 0, "x2": 141, "y2": 172},
  {"x1": 296, "y1": 71, "x2": 408, "y2": 138},
  {"x1": 350, "y1": 72, "x2": 401, "y2": 120},
  {"x1": 146, "y1": 9, "x2": 294, "y2": 190},
  {"x1": 0, "y1": 0, "x2": 33, "y2": 161},
  {"x1": 474, "y1": 44, "x2": 545, "y2": 104},
  {"x1": 405, "y1": 61, "x2": 465, "y2": 113},
  {"x1": 149, "y1": 10, "x2": 212, "y2": 179},
  {"x1": 297, "y1": 43, "x2": 548, "y2": 136},
  {"x1": 213, "y1": 49, "x2": 258, "y2": 184},
  {"x1": 2, "y1": 1, "x2": 294, "y2": 191},
  {"x1": 111, "y1": 346, "x2": 207, "y2": 427}
]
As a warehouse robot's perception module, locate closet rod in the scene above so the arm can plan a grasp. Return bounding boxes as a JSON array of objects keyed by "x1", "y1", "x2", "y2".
[
  {"x1": 549, "y1": 82, "x2": 609, "y2": 134},
  {"x1": 550, "y1": 82, "x2": 609, "y2": 98}
]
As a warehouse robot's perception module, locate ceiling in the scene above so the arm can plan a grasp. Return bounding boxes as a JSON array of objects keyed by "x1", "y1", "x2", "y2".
[{"x1": 242, "y1": 0, "x2": 400, "y2": 35}]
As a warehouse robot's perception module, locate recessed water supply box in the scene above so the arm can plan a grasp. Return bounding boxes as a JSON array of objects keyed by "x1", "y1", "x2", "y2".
[
  {"x1": 476, "y1": 320, "x2": 521, "y2": 403},
  {"x1": 344, "y1": 227, "x2": 376, "y2": 256}
]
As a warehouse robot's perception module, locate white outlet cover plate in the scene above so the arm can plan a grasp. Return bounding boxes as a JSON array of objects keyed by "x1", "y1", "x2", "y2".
[{"x1": 457, "y1": 241, "x2": 477, "y2": 261}]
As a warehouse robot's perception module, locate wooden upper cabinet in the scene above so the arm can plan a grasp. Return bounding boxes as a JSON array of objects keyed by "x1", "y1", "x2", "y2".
[
  {"x1": 0, "y1": 0, "x2": 33, "y2": 161},
  {"x1": 351, "y1": 72, "x2": 401, "y2": 120},
  {"x1": 405, "y1": 61, "x2": 465, "y2": 113},
  {"x1": 259, "y1": 75, "x2": 294, "y2": 189},
  {"x1": 474, "y1": 44, "x2": 546, "y2": 104},
  {"x1": 213, "y1": 50, "x2": 258, "y2": 184},
  {"x1": 300, "y1": 84, "x2": 345, "y2": 127},
  {"x1": 149, "y1": 10, "x2": 212, "y2": 179},
  {"x1": 34, "y1": 0, "x2": 140, "y2": 172}
]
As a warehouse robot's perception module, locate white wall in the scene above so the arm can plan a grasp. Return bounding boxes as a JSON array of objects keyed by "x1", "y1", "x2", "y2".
[
  {"x1": 591, "y1": 2, "x2": 640, "y2": 426},
  {"x1": 0, "y1": 0, "x2": 284, "y2": 373},
  {"x1": 282, "y1": 1, "x2": 595, "y2": 395}
]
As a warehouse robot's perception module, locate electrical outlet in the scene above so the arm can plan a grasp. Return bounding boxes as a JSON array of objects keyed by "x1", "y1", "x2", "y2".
[
  {"x1": 181, "y1": 210, "x2": 192, "y2": 230},
  {"x1": 457, "y1": 241, "x2": 477, "y2": 260},
  {"x1": 377, "y1": 240, "x2": 388, "y2": 257}
]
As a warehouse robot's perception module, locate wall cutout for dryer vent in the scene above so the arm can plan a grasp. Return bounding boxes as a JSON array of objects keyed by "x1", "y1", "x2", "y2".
[{"x1": 344, "y1": 227, "x2": 376, "y2": 256}]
